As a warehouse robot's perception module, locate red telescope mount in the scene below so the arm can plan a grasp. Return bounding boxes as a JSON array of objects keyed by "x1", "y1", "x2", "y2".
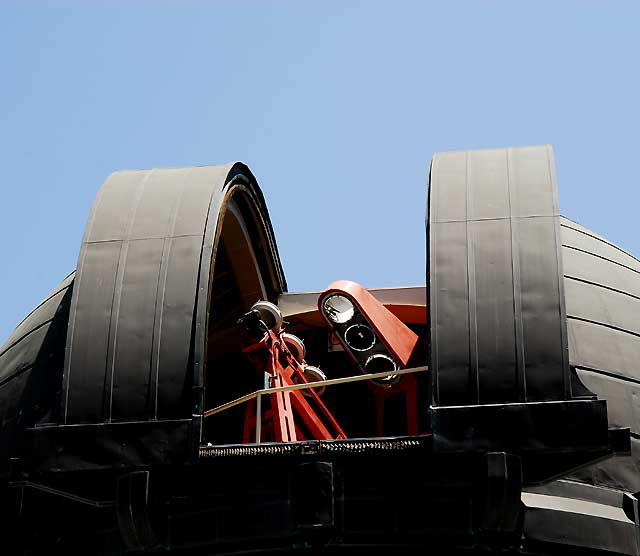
[{"x1": 238, "y1": 280, "x2": 423, "y2": 444}]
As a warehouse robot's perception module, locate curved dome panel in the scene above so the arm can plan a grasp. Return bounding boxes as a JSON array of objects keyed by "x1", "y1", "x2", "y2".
[
  {"x1": 428, "y1": 146, "x2": 571, "y2": 407},
  {"x1": 0, "y1": 273, "x2": 74, "y2": 471},
  {"x1": 62, "y1": 164, "x2": 286, "y2": 434},
  {"x1": 560, "y1": 216, "x2": 640, "y2": 491}
]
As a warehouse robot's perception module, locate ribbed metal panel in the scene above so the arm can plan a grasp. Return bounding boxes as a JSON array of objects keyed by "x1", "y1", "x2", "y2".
[
  {"x1": 0, "y1": 274, "x2": 74, "y2": 469},
  {"x1": 428, "y1": 146, "x2": 570, "y2": 406},
  {"x1": 562, "y1": 216, "x2": 640, "y2": 405},
  {"x1": 62, "y1": 164, "x2": 286, "y2": 427},
  {"x1": 557, "y1": 216, "x2": 640, "y2": 492}
]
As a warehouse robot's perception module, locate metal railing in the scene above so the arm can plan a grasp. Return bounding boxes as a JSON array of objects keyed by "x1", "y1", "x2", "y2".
[{"x1": 203, "y1": 365, "x2": 428, "y2": 443}]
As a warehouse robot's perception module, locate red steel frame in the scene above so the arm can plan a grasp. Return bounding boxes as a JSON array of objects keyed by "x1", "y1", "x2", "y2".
[{"x1": 242, "y1": 329, "x2": 346, "y2": 443}]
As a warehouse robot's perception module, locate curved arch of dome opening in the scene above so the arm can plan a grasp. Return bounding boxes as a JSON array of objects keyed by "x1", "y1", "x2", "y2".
[
  {"x1": 204, "y1": 188, "x2": 284, "y2": 444},
  {"x1": 202, "y1": 188, "x2": 431, "y2": 446}
]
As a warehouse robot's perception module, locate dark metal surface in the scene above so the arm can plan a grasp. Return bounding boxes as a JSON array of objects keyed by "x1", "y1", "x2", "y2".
[
  {"x1": 552, "y1": 216, "x2": 640, "y2": 493},
  {"x1": 0, "y1": 273, "x2": 74, "y2": 474},
  {"x1": 563, "y1": 217, "x2": 640, "y2": 384},
  {"x1": 62, "y1": 164, "x2": 286, "y2": 434},
  {"x1": 518, "y1": 215, "x2": 640, "y2": 554},
  {"x1": 522, "y1": 489, "x2": 638, "y2": 555},
  {"x1": 427, "y1": 146, "x2": 635, "y2": 552},
  {"x1": 0, "y1": 272, "x2": 74, "y2": 360},
  {"x1": 428, "y1": 146, "x2": 570, "y2": 407}
]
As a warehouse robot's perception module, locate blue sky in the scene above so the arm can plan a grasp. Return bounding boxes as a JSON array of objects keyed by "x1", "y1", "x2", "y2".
[{"x1": 1, "y1": 1, "x2": 639, "y2": 341}]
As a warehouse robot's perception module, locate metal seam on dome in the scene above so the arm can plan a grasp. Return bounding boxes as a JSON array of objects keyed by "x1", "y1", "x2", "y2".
[
  {"x1": 561, "y1": 221, "x2": 640, "y2": 266},
  {"x1": 564, "y1": 275, "x2": 640, "y2": 302},
  {"x1": 564, "y1": 245, "x2": 640, "y2": 276},
  {"x1": 567, "y1": 316, "x2": 640, "y2": 340}
]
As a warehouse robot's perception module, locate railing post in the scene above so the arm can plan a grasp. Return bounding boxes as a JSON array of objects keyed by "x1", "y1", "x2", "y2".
[{"x1": 256, "y1": 393, "x2": 262, "y2": 444}]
